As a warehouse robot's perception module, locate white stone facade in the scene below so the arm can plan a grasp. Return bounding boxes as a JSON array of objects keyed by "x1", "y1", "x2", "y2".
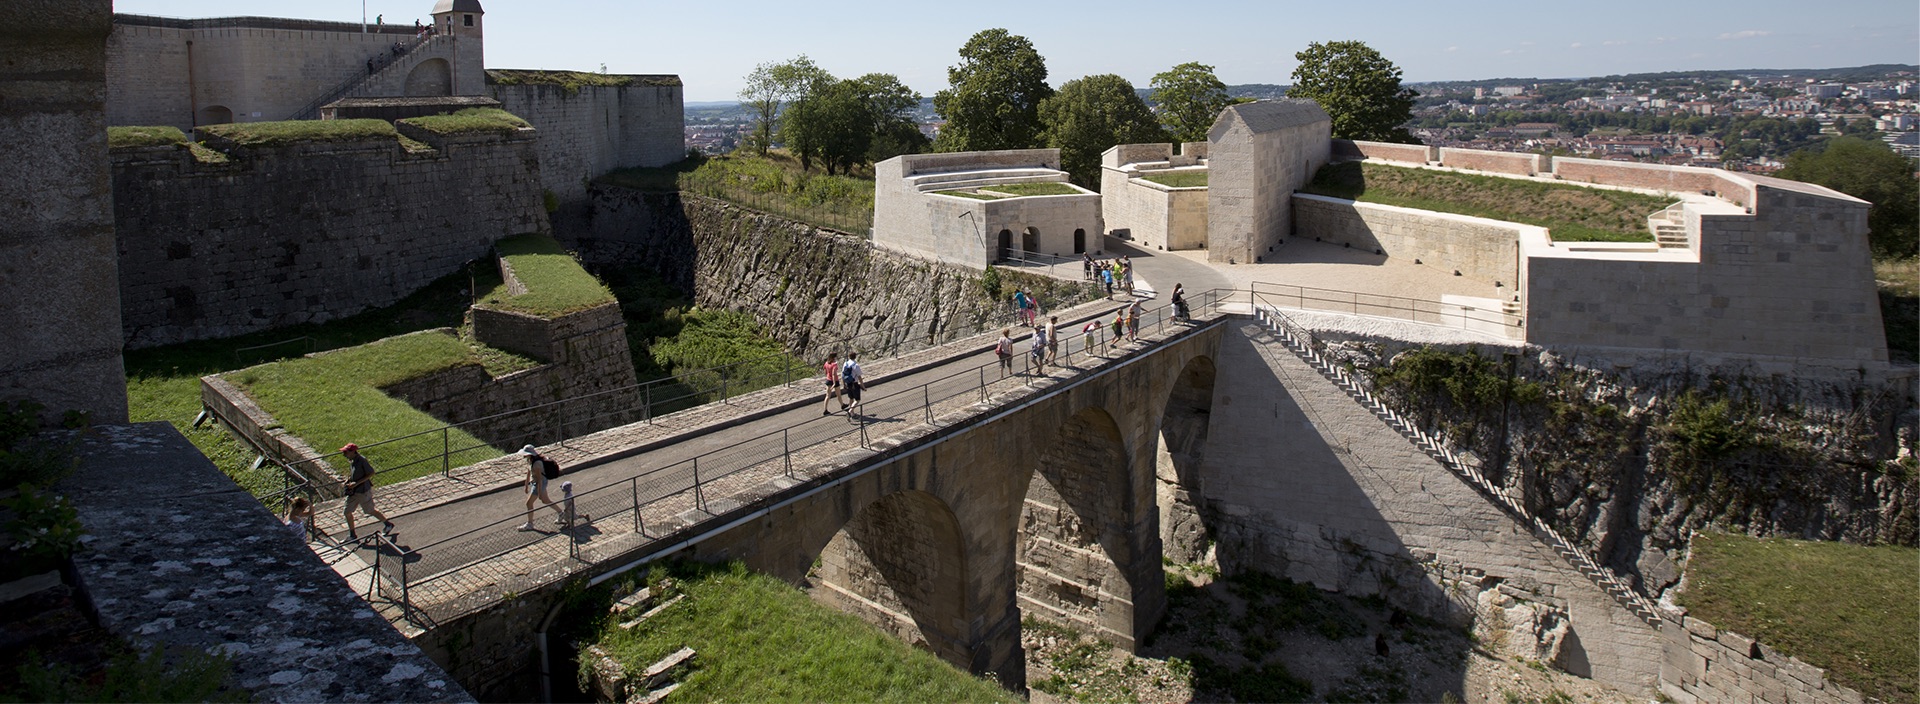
[
  {"x1": 1206, "y1": 100, "x2": 1332, "y2": 264},
  {"x1": 1100, "y1": 142, "x2": 1210, "y2": 252},
  {"x1": 873, "y1": 149, "x2": 1103, "y2": 270}
]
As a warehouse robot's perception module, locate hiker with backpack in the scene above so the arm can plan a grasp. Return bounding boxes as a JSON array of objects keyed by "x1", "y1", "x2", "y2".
[
  {"x1": 517, "y1": 444, "x2": 565, "y2": 531},
  {"x1": 841, "y1": 353, "x2": 866, "y2": 418}
]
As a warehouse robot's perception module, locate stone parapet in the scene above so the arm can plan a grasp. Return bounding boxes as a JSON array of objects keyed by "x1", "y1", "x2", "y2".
[
  {"x1": 1292, "y1": 194, "x2": 1523, "y2": 287},
  {"x1": 1438, "y1": 147, "x2": 1547, "y2": 176},
  {"x1": 1659, "y1": 614, "x2": 1869, "y2": 704},
  {"x1": 1332, "y1": 139, "x2": 1436, "y2": 164}
]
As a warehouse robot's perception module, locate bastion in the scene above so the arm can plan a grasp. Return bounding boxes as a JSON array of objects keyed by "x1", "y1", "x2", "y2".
[{"x1": 873, "y1": 149, "x2": 1103, "y2": 269}]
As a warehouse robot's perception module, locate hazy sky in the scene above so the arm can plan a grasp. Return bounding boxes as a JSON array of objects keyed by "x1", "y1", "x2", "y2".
[{"x1": 113, "y1": 1, "x2": 1920, "y2": 102}]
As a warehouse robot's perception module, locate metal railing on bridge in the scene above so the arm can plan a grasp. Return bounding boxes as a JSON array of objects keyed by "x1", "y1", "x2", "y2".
[{"x1": 347, "y1": 290, "x2": 1228, "y2": 625}]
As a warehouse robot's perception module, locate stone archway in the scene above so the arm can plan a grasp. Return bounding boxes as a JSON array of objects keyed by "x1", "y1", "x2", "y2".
[
  {"x1": 1073, "y1": 229, "x2": 1086, "y2": 254},
  {"x1": 1021, "y1": 227, "x2": 1039, "y2": 255},
  {"x1": 997, "y1": 229, "x2": 1013, "y2": 262},
  {"x1": 404, "y1": 58, "x2": 453, "y2": 97},
  {"x1": 1155, "y1": 355, "x2": 1216, "y2": 562},
  {"x1": 1015, "y1": 406, "x2": 1141, "y2": 644},
  {"x1": 811, "y1": 489, "x2": 971, "y2": 668},
  {"x1": 197, "y1": 105, "x2": 233, "y2": 126}
]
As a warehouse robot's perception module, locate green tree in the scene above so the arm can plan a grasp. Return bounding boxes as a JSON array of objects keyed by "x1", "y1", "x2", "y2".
[
  {"x1": 1777, "y1": 136, "x2": 1919, "y2": 259},
  {"x1": 1287, "y1": 40, "x2": 1419, "y2": 143},
  {"x1": 932, "y1": 29, "x2": 1053, "y2": 152},
  {"x1": 737, "y1": 55, "x2": 830, "y2": 156},
  {"x1": 1151, "y1": 62, "x2": 1232, "y2": 143},
  {"x1": 782, "y1": 78, "x2": 867, "y2": 174},
  {"x1": 852, "y1": 73, "x2": 929, "y2": 164},
  {"x1": 1039, "y1": 74, "x2": 1169, "y2": 187}
]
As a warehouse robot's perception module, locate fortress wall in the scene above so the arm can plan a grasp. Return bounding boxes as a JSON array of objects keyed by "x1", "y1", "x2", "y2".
[
  {"x1": 107, "y1": 20, "x2": 445, "y2": 130},
  {"x1": 488, "y1": 80, "x2": 685, "y2": 206},
  {"x1": 983, "y1": 192, "x2": 1103, "y2": 258},
  {"x1": 0, "y1": 0, "x2": 128, "y2": 423},
  {"x1": 1102, "y1": 143, "x2": 1172, "y2": 168},
  {"x1": 1550, "y1": 157, "x2": 1753, "y2": 207},
  {"x1": 1207, "y1": 103, "x2": 1331, "y2": 264},
  {"x1": 111, "y1": 130, "x2": 547, "y2": 348},
  {"x1": 895, "y1": 149, "x2": 1059, "y2": 175},
  {"x1": 1102, "y1": 171, "x2": 1207, "y2": 252},
  {"x1": 1332, "y1": 138, "x2": 1435, "y2": 164},
  {"x1": 1293, "y1": 195, "x2": 1521, "y2": 285},
  {"x1": 1659, "y1": 614, "x2": 1870, "y2": 704},
  {"x1": 1524, "y1": 184, "x2": 1884, "y2": 364},
  {"x1": 1439, "y1": 147, "x2": 1547, "y2": 176}
]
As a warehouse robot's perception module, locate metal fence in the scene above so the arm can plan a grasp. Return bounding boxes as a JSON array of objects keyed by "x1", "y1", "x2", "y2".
[
  {"x1": 1249, "y1": 281, "x2": 1521, "y2": 335},
  {"x1": 350, "y1": 289, "x2": 1228, "y2": 623}
]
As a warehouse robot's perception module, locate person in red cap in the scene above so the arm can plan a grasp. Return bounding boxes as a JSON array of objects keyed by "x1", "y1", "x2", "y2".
[{"x1": 340, "y1": 443, "x2": 394, "y2": 541}]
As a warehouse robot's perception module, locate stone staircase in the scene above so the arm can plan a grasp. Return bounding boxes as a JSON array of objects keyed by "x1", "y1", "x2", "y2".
[
  {"x1": 1252, "y1": 306, "x2": 1664, "y2": 628},
  {"x1": 284, "y1": 33, "x2": 440, "y2": 120},
  {"x1": 1649, "y1": 204, "x2": 1689, "y2": 249}
]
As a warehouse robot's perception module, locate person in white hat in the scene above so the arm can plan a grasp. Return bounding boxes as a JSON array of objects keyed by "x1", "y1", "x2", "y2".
[{"x1": 517, "y1": 444, "x2": 564, "y2": 531}]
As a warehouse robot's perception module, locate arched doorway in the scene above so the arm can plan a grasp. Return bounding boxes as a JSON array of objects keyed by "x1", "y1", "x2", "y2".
[
  {"x1": 197, "y1": 105, "x2": 233, "y2": 126},
  {"x1": 996, "y1": 229, "x2": 1012, "y2": 262},
  {"x1": 1073, "y1": 229, "x2": 1086, "y2": 254},
  {"x1": 1156, "y1": 355, "x2": 1216, "y2": 562},
  {"x1": 1015, "y1": 406, "x2": 1145, "y2": 646},
  {"x1": 404, "y1": 58, "x2": 453, "y2": 97},
  {"x1": 1021, "y1": 227, "x2": 1039, "y2": 256},
  {"x1": 811, "y1": 490, "x2": 972, "y2": 668}
]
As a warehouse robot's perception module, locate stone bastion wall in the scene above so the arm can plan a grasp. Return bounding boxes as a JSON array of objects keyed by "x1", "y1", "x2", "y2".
[
  {"x1": 486, "y1": 74, "x2": 685, "y2": 212},
  {"x1": 111, "y1": 123, "x2": 548, "y2": 349}
]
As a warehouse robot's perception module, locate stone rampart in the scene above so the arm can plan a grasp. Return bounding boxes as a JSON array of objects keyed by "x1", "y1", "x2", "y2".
[
  {"x1": 1439, "y1": 147, "x2": 1548, "y2": 176},
  {"x1": 1206, "y1": 100, "x2": 1331, "y2": 264},
  {"x1": 111, "y1": 125, "x2": 547, "y2": 348},
  {"x1": 1292, "y1": 195, "x2": 1523, "y2": 286},
  {"x1": 1660, "y1": 614, "x2": 1869, "y2": 704},
  {"x1": 890, "y1": 149, "x2": 1059, "y2": 174},
  {"x1": 487, "y1": 75, "x2": 685, "y2": 210},
  {"x1": 0, "y1": 0, "x2": 128, "y2": 423},
  {"x1": 1332, "y1": 139, "x2": 1436, "y2": 164},
  {"x1": 1551, "y1": 157, "x2": 1754, "y2": 207}
]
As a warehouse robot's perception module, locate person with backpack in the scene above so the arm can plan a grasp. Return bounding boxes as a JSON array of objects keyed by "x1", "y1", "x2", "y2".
[
  {"x1": 517, "y1": 444, "x2": 565, "y2": 531},
  {"x1": 1171, "y1": 283, "x2": 1190, "y2": 321},
  {"x1": 996, "y1": 329, "x2": 1014, "y2": 376},
  {"x1": 1030, "y1": 323, "x2": 1047, "y2": 374},
  {"x1": 841, "y1": 353, "x2": 865, "y2": 417}
]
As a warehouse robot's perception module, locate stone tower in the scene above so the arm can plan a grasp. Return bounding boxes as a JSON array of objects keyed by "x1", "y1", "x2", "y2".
[{"x1": 430, "y1": 0, "x2": 484, "y2": 94}]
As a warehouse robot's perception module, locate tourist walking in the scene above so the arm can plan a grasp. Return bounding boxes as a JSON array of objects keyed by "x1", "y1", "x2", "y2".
[
  {"x1": 1121, "y1": 257, "x2": 1135, "y2": 295},
  {"x1": 1110, "y1": 309, "x2": 1125, "y2": 350},
  {"x1": 822, "y1": 352, "x2": 843, "y2": 415},
  {"x1": 283, "y1": 497, "x2": 313, "y2": 541},
  {"x1": 996, "y1": 329, "x2": 1015, "y2": 376},
  {"x1": 1013, "y1": 289, "x2": 1031, "y2": 325},
  {"x1": 1099, "y1": 264, "x2": 1113, "y2": 297},
  {"x1": 841, "y1": 353, "x2": 865, "y2": 417},
  {"x1": 517, "y1": 445, "x2": 565, "y2": 531},
  {"x1": 1127, "y1": 299, "x2": 1143, "y2": 341},
  {"x1": 1082, "y1": 252, "x2": 1094, "y2": 281},
  {"x1": 1044, "y1": 316, "x2": 1060, "y2": 365},
  {"x1": 1171, "y1": 283, "x2": 1189, "y2": 321},
  {"x1": 1030, "y1": 324, "x2": 1047, "y2": 373},
  {"x1": 340, "y1": 443, "x2": 394, "y2": 541},
  {"x1": 1082, "y1": 319, "x2": 1101, "y2": 355}
]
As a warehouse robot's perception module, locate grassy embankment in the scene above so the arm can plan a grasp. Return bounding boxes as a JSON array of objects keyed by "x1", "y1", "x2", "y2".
[
  {"x1": 981, "y1": 182, "x2": 1083, "y2": 197},
  {"x1": 1142, "y1": 171, "x2": 1209, "y2": 188},
  {"x1": 397, "y1": 108, "x2": 531, "y2": 137},
  {"x1": 1302, "y1": 161, "x2": 1674, "y2": 242},
  {"x1": 1677, "y1": 532, "x2": 1917, "y2": 704},
  {"x1": 600, "y1": 151, "x2": 874, "y2": 235},
  {"x1": 1876, "y1": 257, "x2": 1918, "y2": 364},
  {"x1": 582, "y1": 562, "x2": 1015, "y2": 703}
]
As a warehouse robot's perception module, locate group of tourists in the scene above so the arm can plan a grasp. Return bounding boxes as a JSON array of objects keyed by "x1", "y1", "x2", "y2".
[
  {"x1": 1082, "y1": 254, "x2": 1135, "y2": 297},
  {"x1": 1011, "y1": 289, "x2": 1044, "y2": 326},
  {"x1": 292, "y1": 439, "x2": 589, "y2": 545},
  {"x1": 820, "y1": 352, "x2": 867, "y2": 418}
]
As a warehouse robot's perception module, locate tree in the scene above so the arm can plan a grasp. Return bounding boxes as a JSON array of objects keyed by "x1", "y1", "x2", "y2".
[
  {"x1": 1777, "y1": 136, "x2": 1919, "y2": 259},
  {"x1": 1150, "y1": 62, "x2": 1232, "y2": 143},
  {"x1": 852, "y1": 73, "x2": 929, "y2": 164},
  {"x1": 932, "y1": 29, "x2": 1053, "y2": 152},
  {"x1": 1039, "y1": 74, "x2": 1169, "y2": 187},
  {"x1": 737, "y1": 56, "x2": 830, "y2": 156},
  {"x1": 783, "y1": 73, "x2": 929, "y2": 174},
  {"x1": 1288, "y1": 40, "x2": 1418, "y2": 143}
]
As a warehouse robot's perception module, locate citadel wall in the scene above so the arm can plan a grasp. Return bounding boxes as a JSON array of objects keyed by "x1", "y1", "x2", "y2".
[
  {"x1": 0, "y1": 0, "x2": 128, "y2": 423},
  {"x1": 1206, "y1": 100, "x2": 1331, "y2": 264},
  {"x1": 486, "y1": 74, "x2": 686, "y2": 208},
  {"x1": 110, "y1": 125, "x2": 547, "y2": 348},
  {"x1": 1100, "y1": 143, "x2": 1210, "y2": 252},
  {"x1": 1292, "y1": 194, "x2": 1523, "y2": 286}
]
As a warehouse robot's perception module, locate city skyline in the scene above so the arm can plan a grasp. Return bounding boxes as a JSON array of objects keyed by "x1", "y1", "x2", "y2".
[{"x1": 113, "y1": 0, "x2": 1920, "y2": 102}]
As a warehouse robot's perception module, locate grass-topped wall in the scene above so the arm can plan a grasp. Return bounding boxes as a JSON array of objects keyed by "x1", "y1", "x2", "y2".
[
  {"x1": 1302, "y1": 161, "x2": 1674, "y2": 242},
  {"x1": 398, "y1": 108, "x2": 532, "y2": 137},
  {"x1": 480, "y1": 234, "x2": 618, "y2": 318},
  {"x1": 198, "y1": 118, "x2": 398, "y2": 146}
]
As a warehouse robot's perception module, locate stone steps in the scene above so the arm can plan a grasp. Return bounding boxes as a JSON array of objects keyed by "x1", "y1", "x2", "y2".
[{"x1": 1254, "y1": 306, "x2": 1663, "y2": 629}]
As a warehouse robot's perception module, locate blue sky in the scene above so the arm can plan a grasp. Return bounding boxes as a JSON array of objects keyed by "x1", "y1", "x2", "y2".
[{"x1": 114, "y1": 1, "x2": 1920, "y2": 102}]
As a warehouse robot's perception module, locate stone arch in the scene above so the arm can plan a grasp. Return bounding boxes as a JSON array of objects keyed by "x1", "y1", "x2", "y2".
[
  {"x1": 1073, "y1": 228, "x2": 1087, "y2": 254},
  {"x1": 1015, "y1": 405, "x2": 1140, "y2": 644},
  {"x1": 1021, "y1": 227, "x2": 1039, "y2": 254},
  {"x1": 197, "y1": 105, "x2": 233, "y2": 126},
  {"x1": 1155, "y1": 354, "x2": 1216, "y2": 561},
  {"x1": 404, "y1": 58, "x2": 453, "y2": 97},
  {"x1": 811, "y1": 489, "x2": 971, "y2": 668},
  {"x1": 996, "y1": 229, "x2": 1013, "y2": 261}
]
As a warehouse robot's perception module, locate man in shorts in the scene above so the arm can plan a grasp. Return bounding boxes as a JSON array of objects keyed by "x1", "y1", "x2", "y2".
[
  {"x1": 841, "y1": 353, "x2": 865, "y2": 417},
  {"x1": 340, "y1": 443, "x2": 394, "y2": 541},
  {"x1": 517, "y1": 444, "x2": 564, "y2": 531}
]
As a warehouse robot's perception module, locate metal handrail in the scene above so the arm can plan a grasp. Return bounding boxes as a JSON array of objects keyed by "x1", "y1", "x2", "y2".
[
  {"x1": 1249, "y1": 280, "x2": 1521, "y2": 331},
  {"x1": 285, "y1": 33, "x2": 439, "y2": 121},
  {"x1": 380, "y1": 290, "x2": 1229, "y2": 616}
]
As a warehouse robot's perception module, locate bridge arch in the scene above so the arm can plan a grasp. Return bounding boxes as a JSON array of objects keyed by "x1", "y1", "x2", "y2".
[
  {"x1": 404, "y1": 58, "x2": 453, "y2": 97},
  {"x1": 1014, "y1": 405, "x2": 1141, "y2": 643},
  {"x1": 810, "y1": 489, "x2": 972, "y2": 667},
  {"x1": 1155, "y1": 354, "x2": 1216, "y2": 561}
]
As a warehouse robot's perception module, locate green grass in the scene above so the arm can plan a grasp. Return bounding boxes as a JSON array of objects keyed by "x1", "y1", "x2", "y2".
[
  {"x1": 1876, "y1": 258, "x2": 1917, "y2": 364},
  {"x1": 478, "y1": 234, "x2": 617, "y2": 317},
  {"x1": 590, "y1": 562, "x2": 1016, "y2": 703},
  {"x1": 1141, "y1": 171, "x2": 1208, "y2": 188},
  {"x1": 223, "y1": 330, "x2": 494, "y2": 485},
  {"x1": 397, "y1": 108, "x2": 532, "y2": 136},
  {"x1": 1677, "y1": 531, "x2": 1918, "y2": 703},
  {"x1": 485, "y1": 69, "x2": 681, "y2": 93},
  {"x1": 198, "y1": 119, "x2": 398, "y2": 146},
  {"x1": 940, "y1": 190, "x2": 1004, "y2": 200},
  {"x1": 106, "y1": 126, "x2": 186, "y2": 149},
  {"x1": 1302, "y1": 161, "x2": 1673, "y2": 242},
  {"x1": 600, "y1": 265, "x2": 807, "y2": 413},
  {"x1": 126, "y1": 264, "x2": 505, "y2": 496},
  {"x1": 602, "y1": 152, "x2": 874, "y2": 235},
  {"x1": 982, "y1": 182, "x2": 1083, "y2": 197}
]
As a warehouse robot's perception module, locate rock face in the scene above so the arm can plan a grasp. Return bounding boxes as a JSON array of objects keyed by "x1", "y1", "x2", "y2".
[
  {"x1": 565, "y1": 187, "x2": 1099, "y2": 359},
  {"x1": 1319, "y1": 336, "x2": 1917, "y2": 601}
]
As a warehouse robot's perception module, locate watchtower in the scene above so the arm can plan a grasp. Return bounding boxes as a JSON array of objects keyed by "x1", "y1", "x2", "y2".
[{"x1": 428, "y1": 0, "x2": 485, "y2": 96}]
